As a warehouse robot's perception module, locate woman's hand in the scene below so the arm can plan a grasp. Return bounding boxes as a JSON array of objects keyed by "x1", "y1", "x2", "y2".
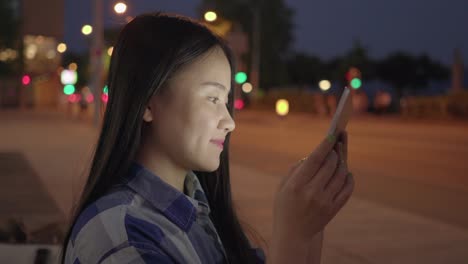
[{"x1": 269, "y1": 132, "x2": 354, "y2": 263}]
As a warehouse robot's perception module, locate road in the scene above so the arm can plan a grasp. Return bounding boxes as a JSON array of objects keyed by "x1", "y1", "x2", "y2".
[
  {"x1": 229, "y1": 111, "x2": 468, "y2": 231},
  {"x1": 1, "y1": 109, "x2": 468, "y2": 263}
]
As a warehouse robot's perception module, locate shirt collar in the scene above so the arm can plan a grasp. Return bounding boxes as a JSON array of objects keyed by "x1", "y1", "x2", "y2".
[{"x1": 123, "y1": 162, "x2": 210, "y2": 232}]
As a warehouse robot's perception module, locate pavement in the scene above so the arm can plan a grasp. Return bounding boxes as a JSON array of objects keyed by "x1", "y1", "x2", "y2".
[{"x1": 0, "y1": 109, "x2": 467, "y2": 264}]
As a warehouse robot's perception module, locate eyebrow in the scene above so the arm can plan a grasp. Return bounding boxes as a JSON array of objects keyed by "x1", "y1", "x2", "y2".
[{"x1": 201, "y1": 81, "x2": 231, "y2": 94}]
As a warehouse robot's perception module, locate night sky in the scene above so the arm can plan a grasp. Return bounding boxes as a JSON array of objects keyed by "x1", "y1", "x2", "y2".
[{"x1": 65, "y1": 0, "x2": 468, "y2": 66}]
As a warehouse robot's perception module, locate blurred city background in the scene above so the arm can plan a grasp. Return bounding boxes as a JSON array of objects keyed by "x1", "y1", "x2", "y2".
[{"x1": 1, "y1": 0, "x2": 467, "y2": 263}]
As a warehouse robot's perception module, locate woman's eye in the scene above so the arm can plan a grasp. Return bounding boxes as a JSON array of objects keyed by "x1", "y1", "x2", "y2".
[{"x1": 209, "y1": 97, "x2": 220, "y2": 104}]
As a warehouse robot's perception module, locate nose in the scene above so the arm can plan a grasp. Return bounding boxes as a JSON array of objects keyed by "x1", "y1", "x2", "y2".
[{"x1": 219, "y1": 111, "x2": 236, "y2": 133}]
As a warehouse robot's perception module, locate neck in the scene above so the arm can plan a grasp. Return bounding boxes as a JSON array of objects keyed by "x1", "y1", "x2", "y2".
[{"x1": 135, "y1": 148, "x2": 187, "y2": 193}]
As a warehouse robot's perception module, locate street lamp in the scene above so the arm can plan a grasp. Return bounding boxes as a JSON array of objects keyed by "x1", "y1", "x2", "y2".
[
  {"x1": 203, "y1": 7, "x2": 261, "y2": 99},
  {"x1": 204, "y1": 11, "x2": 217, "y2": 22},
  {"x1": 57, "y1": 43, "x2": 67, "y2": 53},
  {"x1": 114, "y1": 2, "x2": 127, "y2": 14},
  {"x1": 81, "y1": 25, "x2": 93, "y2": 35},
  {"x1": 88, "y1": 1, "x2": 128, "y2": 126},
  {"x1": 319, "y1": 80, "x2": 331, "y2": 91},
  {"x1": 68, "y1": 63, "x2": 78, "y2": 71}
]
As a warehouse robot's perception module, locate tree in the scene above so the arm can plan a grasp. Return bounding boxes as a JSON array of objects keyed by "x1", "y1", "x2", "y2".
[
  {"x1": 377, "y1": 52, "x2": 449, "y2": 100},
  {"x1": 286, "y1": 53, "x2": 324, "y2": 87},
  {"x1": 330, "y1": 40, "x2": 375, "y2": 87},
  {"x1": 200, "y1": 0, "x2": 295, "y2": 89}
]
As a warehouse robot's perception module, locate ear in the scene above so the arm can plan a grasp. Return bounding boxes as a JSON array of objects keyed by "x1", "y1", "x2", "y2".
[{"x1": 143, "y1": 106, "x2": 153, "y2": 122}]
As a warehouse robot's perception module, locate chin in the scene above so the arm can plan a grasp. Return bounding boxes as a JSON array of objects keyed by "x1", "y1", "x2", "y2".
[
  {"x1": 204, "y1": 164, "x2": 220, "y2": 172},
  {"x1": 196, "y1": 161, "x2": 220, "y2": 172}
]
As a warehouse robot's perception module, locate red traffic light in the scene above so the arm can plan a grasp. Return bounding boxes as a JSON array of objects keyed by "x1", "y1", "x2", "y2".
[
  {"x1": 346, "y1": 67, "x2": 361, "y2": 82},
  {"x1": 22, "y1": 75, "x2": 31, "y2": 85}
]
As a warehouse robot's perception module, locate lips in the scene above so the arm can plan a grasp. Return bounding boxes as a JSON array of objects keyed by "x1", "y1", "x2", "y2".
[{"x1": 210, "y1": 139, "x2": 225, "y2": 149}]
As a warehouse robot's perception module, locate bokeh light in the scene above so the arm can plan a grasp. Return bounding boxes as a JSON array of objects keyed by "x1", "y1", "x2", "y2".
[
  {"x1": 63, "y1": 84, "x2": 76, "y2": 95},
  {"x1": 101, "y1": 93, "x2": 109, "y2": 103},
  {"x1": 276, "y1": 99, "x2": 289, "y2": 116},
  {"x1": 114, "y1": 2, "x2": 127, "y2": 14},
  {"x1": 68, "y1": 63, "x2": 78, "y2": 71},
  {"x1": 82, "y1": 25, "x2": 93, "y2": 35},
  {"x1": 204, "y1": 11, "x2": 217, "y2": 22},
  {"x1": 350, "y1": 78, "x2": 362, "y2": 89},
  {"x1": 61, "y1": 70, "x2": 77, "y2": 85},
  {"x1": 86, "y1": 94, "x2": 94, "y2": 103},
  {"x1": 319, "y1": 80, "x2": 331, "y2": 91},
  {"x1": 22, "y1": 75, "x2": 31, "y2": 85},
  {"x1": 234, "y1": 99, "x2": 244, "y2": 110},
  {"x1": 235, "y1": 72, "x2": 247, "y2": 84},
  {"x1": 107, "y1": 47, "x2": 113, "y2": 56},
  {"x1": 242, "y1": 82, "x2": 253, "y2": 93},
  {"x1": 68, "y1": 94, "x2": 81, "y2": 103},
  {"x1": 57, "y1": 43, "x2": 67, "y2": 53}
]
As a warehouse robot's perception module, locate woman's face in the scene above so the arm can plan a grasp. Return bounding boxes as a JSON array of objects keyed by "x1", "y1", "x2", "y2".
[{"x1": 144, "y1": 46, "x2": 235, "y2": 172}]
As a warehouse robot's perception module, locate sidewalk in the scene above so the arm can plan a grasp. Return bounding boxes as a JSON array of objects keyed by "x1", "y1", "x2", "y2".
[
  {"x1": 1, "y1": 109, "x2": 467, "y2": 263},
  {"x1": 0, "y1": 110, "x2": 98, "y2": 240},
  {"x1": 0, "y1": 151, "x2": 63, "y2": 238}
]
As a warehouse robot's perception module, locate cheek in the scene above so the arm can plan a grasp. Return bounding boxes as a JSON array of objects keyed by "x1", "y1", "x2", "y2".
[
  {"x1": 185, "y1": 107, "x2": 219, "y2": 145},
  {"x1": 158, "y1": 104, "x2": 217, "y2": 154},
  {"x1": 153, "y1": 99, "x2": 222, "y2": 169},
  {"x1": 181, "y1": 97, "x2": 215, "y2": 127},
  {"x1": 184, "y1": 108, "x2": 222, "y2": 160}
]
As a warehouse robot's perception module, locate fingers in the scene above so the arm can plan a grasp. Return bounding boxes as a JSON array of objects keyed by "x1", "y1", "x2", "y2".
[
  {"x1": 324, "y1": 145, "x2": 348, "y2": 199},
  {"x1": 335, "y1": 131, "x2": 351, "y2": 201},
  {"x1": 338, "y1": 131, "x2": 348, "y2": 162},
  {"x1": 300, "y1": 134, "x2": 338, "y2": 175},
  {"x1": 281, "y1": 160, "x2": 304, "y2": 187},
  {"x1": 333, "y1": 172, "x2": 354, "y2": 207},
  {"x1": 306, "y1": 149, "x2": 339, "y2": 191},
  {"x1": 290, "y1": 158, "x2": 306, "y2": 174},
  {"x1": 308, "y1": 140, "x2": 353, "y2": 208},
  {"x1": 286, "y1": 133, "x2": 346, "y2": 193}
]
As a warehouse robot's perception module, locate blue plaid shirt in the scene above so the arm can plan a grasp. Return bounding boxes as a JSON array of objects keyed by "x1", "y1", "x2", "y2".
[{"x1": 65, "y1": 162, "x2": 265, "y2": 263}]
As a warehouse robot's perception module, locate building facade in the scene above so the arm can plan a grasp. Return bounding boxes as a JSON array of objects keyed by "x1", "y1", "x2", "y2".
[{"x1": 0, "y1": 0, "x2": 64, "y2": 108}]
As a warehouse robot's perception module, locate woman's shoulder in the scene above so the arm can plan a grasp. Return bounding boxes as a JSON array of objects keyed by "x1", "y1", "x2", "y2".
[
  {"x1": 67, "y1": 186, "x2": 199, "y2": 263},
  {"x1": 67, "y1": 187, "x2": 180, "y2": 263},
  {"x1": 72, "y1": 188, "x2": 135, "y2": 236},
  {"x1": 66, "y1": 188, "x2": 133, "y2": 259}
]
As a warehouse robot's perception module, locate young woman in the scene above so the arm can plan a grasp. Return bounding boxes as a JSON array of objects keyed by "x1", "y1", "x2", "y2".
[{"x1": 60, "y1": 12, "x2": 354, "y2": 264}]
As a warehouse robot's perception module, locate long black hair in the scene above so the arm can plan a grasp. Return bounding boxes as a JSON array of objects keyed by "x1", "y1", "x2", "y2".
[{"x1": 60, "y1": 12, "x2": 263, "y2": 263}]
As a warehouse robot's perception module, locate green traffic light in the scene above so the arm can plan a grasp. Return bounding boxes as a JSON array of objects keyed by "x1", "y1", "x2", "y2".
[
  {"x1": 63, "y1": 84, "x2": 75, "y2": 95},
  {"x1": 350, "y1": 78, "x2": 362, "y2": 89},
  {"x1": 103, "y1": 85, "x2": 108, "y2": 94},
  {"x1": 235, "y1": 72, "x2": 247, "y2": 84}
]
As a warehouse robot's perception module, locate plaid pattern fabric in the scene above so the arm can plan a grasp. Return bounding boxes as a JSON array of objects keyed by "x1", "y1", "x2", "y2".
[{"x1": 64, "y1": 162, "x2": 264, "y2": 263}]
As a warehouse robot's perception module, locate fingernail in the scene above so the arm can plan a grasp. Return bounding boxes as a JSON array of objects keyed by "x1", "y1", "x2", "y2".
[{"x1": 327, "y1": 134, "x2": 336, "y2": 143}]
